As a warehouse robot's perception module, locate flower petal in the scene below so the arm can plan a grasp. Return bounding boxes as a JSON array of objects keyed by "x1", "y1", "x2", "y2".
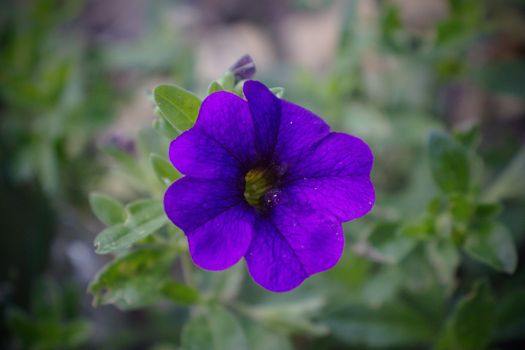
[
  {"x1": 169, "y1": 128, "x2": 243, "y2": 179},
  {"x1": 194, "y1": 91, "x2": 256, "y2": 167},
  {"x1": 243, "y1": 80, "x2": 281, "y2": 160},
  {"x1": 283, "y1": 132, "x2": 375, "y2": 221},
  {"x1": 274, "y1": 100, "x2": 330, "y2": 166},
  {"x1": 164, "y1": 177, "x2": 254, "y2": 270},
  {"x1": 245, "y1": 198, "x2": 344, "y2": 292}
]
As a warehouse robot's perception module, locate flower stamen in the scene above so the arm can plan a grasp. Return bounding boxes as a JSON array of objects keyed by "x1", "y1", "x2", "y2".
[{"x1": 244, "y1": 167, "x2": 276, "y2": 208}]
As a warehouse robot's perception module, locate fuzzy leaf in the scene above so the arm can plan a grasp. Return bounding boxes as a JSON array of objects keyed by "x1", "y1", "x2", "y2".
[
  {"x1": 89, "y1": 193, "x2": 126, "y2": 225},
  {"x1": 150, "y1": 153, "x2": 178, "y2": 185},
  {"x1": 153, "y1": 84, "x2": 201, "y2": 133},
  {"x1": 88, "y1": 248, "x2": 175, "y2": 309},
  {"x1": 94, "y1": 199, "x2": 168, "y2": 254}
]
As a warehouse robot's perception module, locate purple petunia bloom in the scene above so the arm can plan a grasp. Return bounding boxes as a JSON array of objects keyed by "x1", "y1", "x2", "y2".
[{"x1": 164, "y1": 80, "x2": 374, "y2": 292}]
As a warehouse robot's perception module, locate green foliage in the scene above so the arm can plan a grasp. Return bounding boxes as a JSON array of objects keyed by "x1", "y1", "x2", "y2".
[
  {"x1": 7, "y1": 280, "x2": 91, "y2": 350},
  {"x1": 0, "y1": 0, "x2": 117, "y2": 199},
  {"x1": 429, "y1": 131, "x2": 470, "y2": 194},
  {"x1": 88, "y1": 247, "x2": 178, "y2": 309},
  {"x1": 153, "y1": 84, "x2": 201, "y2": 133},
  {"x1": 181, "y1": 305, "x2": 248, "y2": 350},
  {"x1": 94, "y1": 199, "x2": 169, "y2": 254},
  {"x1": 81, "y1": 1, "x2": 525, "y2": 349},
  {"x1": 89, "y1": 193, "x2": 126, "y2": 226},
  {"x1": 464, "y1": 223, "x2": 517, "y2": 273},
  {"x1": 437, "y1": 281, "x2": 495, "y2": 350},
  {"x1": 150, "y1": 153, "x2": 179, "y2": 185}
]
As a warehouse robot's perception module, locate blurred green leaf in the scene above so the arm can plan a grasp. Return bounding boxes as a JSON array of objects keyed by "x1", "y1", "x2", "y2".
[
  {"x1": 89, "y1": 192, "x2": 126, "y2": 225},
  {"x1": 362, "y1": 267, "x2": 402, "y2": 307},
  {"x1": 475, "y1": 61, "x2": 525, "y2": 97},
  {"x1": 94, "y1": 199, "x2": 168, "y2": 254},
  {"x1": 7, "y1": 308, "x2": 91, "y2": 350},
  {"x1": 150, "y1": 153, "x2": 178, "y2": 186},
  {"x1": 484, "y1": 145, "x2": 525, "y2": 201},
  {"x1": 160, "y1": 280, "x2": 199, "y2": 305},
  {"x1": 270, "y1": 87, "x2": 285, "y2": 98},
  {"x1": 464, "y1": 223, "x2": 518, "y2": 274},
  {"x1": 247, "y1": 297, "x2": 329, "y2": 336},
  {"x1": 207, "y1": 81, "x2": 224, "y2": 94},
  {"x1": 368, "y1": 221, "x2": 416, "y2": 263},
  {"x1": 474, "y1": 203, "x2": 501, "y2": 220},
  {"x1": 325, "y1": 299, "x2": 436, "y2": 348},
  {"x1": 448, "y1": 194, "x2": 473, "y2": 223},
  {"x1": 219, "y1": 71, "x2": 235, "y2": 91},
  {"x1": 181, "y1": 305, "x2": 248, "y2": 350},
  {"x1": 428, "y1": 131, "x2": 470, "y2": 194},
  {"x1": 88, "y1": 247, "x2": 175, "y2": 309},
  {"x1": 245, "y1": 321, "x2": 293, "y2": 350},
  {"x1": 153, "y1": 84, "x2": 201, "y2": 133},
  {"x1": 426, "y1": 240, "x2": 459, "y2": 287},
  {"x1": 153, "y1": 116, "x2": 179, "y2": 140},
  {"x1": 437, "y1": 281, "x2": 494, "y2": 350}
]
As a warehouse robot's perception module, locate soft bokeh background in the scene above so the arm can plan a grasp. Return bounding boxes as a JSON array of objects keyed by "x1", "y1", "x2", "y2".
[{"x1": 1, "y1": 0, "x2": 525, "y2": 349}]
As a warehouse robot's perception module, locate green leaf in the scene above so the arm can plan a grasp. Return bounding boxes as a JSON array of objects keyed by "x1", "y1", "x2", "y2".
[
  {"x1": 325, "y1": 299, "x2": 436, "y2": 348},
  {"x1": 474, "y1": 203, "x2": 501, "y2": 220},
  {"x1": 160, "y1": 280, "x2": 199, "y2": 305},
  {"x1": 219, "y1": 71, "x2": 235, "y2": 91},
  {"x1": 103, "y1": 146, "x2": 139, "y2": 175},
  {"x1": 88, "y1": 247, "x2": 176, "y2": 309},
  {"x1": 153, "y1": 84, "x2": 201, "y2": 133},
  {"x1": 89, "y1": 192, "x2": 126, "y2": 225},
  {"x1": 448, "y1": 193, "x2": 473, "y2": 222},
  {"x1": 152, "y1": 116, "x2": 179, "y2": 140},
  {"x1": 437, "y1": 281, "x2": 494, "y2": 350},
  {"x1": 245, "y1": 321, "x2": 293, "y2": 350},
  {"x1": 247, "y1": 297, "x2": 329, "y2": 336},
  {"x1": 368, "y1": 221, "x2": 416, "y2": 263},
  {"x1": 7, "y1": 308, "x2": 92, "y2": 350},
  {"x1": 181, "y1": 305, "x2": 248, "y2": 350},
  {"x1": 207, "y1": 80, "x2": 224, "y2": 94},
  {"x1": 270, "y1": 87, "x2": 285, "y2": 98},
  {"x1": 464, "y1": 223, "x2": 518, "y2": 274},
  {"x1": 362, "y1": 267, "x2": 403, "y2": 307},
  {"x1": 484, "y1": 145, "x2": 525, "y2": 201},
  {"x1": 94, "y1": 199, "x2": 168, "y2": 254},
  {"x1": 428, "y1": 131, "x2": 470, "y2": 194},
  {"x1": 150, "y1": 153, "x2": 178, "y2": 185}
]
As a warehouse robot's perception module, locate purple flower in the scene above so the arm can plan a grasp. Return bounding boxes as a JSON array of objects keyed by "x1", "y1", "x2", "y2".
[{"x1": 164, "y1": 81, "x2": 375, "y2": 292}]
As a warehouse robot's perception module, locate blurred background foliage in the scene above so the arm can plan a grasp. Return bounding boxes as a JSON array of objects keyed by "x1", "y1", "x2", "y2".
[{"x1": 1, "y1": 0, "x2": 525, "y2": 349}]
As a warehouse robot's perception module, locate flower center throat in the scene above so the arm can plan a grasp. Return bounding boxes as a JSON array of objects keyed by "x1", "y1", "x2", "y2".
[{"x1": 244, "y1": 167, "x2": 276, "y2": 208}]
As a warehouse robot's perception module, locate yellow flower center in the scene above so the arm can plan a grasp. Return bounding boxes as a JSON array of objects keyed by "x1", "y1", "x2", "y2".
[{"x1": 244, "y1": 167, "x2": 276, "y2": 208}]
